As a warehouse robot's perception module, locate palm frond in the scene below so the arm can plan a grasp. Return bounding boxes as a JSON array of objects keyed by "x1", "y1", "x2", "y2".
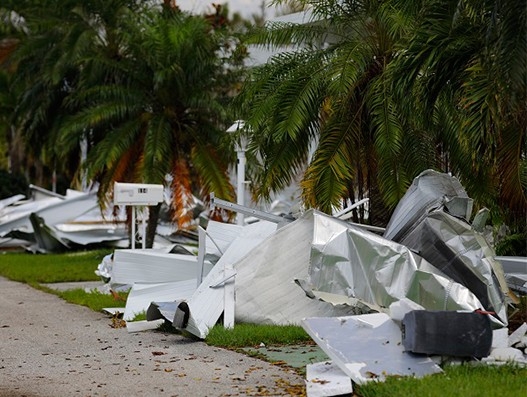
[
  {"x1": 368, "y1": 72, "x2": 408, "y2": 208},
  {"x1": 191, "y1": 143, "x2": 234, "y2": 203}
]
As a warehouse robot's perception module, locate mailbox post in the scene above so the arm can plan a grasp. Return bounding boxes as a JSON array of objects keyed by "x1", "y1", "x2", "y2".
[
  {"x1": 226, "y1": 120, "x2": 248, "y2": 226},
  {"x1": 114, "y1": 182, "x2": 164, "y2": 249}
]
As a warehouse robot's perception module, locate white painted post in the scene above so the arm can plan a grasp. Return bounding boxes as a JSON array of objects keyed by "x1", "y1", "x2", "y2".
[
  {"x1": 223, "y1": 264, "x2": 235, "y2": 329},
  {"x1": 236, "y1": 149, "x2": 246, "y2": 226},
  {"x1": 227, "y1": 120, "x2": 248, "y2": 226},
  {"x1": 142, "y1": 207, "x2": 146, "y2": 249},
  {"x1": 131, "y1": 207, "x2": 136, "y2": 249}
]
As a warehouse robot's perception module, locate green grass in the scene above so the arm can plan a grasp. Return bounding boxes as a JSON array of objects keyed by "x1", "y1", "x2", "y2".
[
  {"x1": 205, "y1": 323, "x2": 312, "y2": 348},
  {"x1": 0, "y1": 249, "x2": 108, "y2": 286},
  {"x1": 0, "y1": 250, "x2": 125, "y2": 311},
  {"x1": 39, "y1": 286, "x2": 128, "y2": 312},
  {"x1": 357, "y1": 363, "x2": 527, "y2": 397},
  {"x1": 130, "y1": 311, "x2": 147, "y2": 322}
]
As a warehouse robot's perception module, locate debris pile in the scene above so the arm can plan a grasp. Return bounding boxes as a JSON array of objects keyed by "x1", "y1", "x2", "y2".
[
  {"x1": 79, "y1": 170, "x2": 527, "y2": 394},
  {"x1": 0, "y1": 185, "x2": 128, "y2": 252}
]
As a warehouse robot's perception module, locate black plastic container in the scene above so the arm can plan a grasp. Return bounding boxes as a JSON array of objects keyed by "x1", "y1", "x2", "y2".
[{"x1": 402, "y1": 310, "x2": 492, "y2": 358}]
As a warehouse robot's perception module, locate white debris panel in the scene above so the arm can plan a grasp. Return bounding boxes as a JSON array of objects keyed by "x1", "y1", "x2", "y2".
[
  {"x1": 147, "y1": 220, "x2": 279, "y2": 338},
  {"x1": 305, "y1": 361, "x2": 353, "y2": 397},
  {"x1": 124, "y1": 280, "x2": 197, "y2": 322},
  {"x1": 0, "y1": 188, "x2": 98, "y2": 237},
  {"x1": 111, "y1": 249, "x2": 212, "y2": 285},
  {"x1": 0, "y1": 186, "x2": 130, "y2": 251},
  {"x1": 233, "y1": 213, "x2": 362, "y2": 325},
  {"x1": 302, "y1": 313, "x2": 443, "y2": 385}
]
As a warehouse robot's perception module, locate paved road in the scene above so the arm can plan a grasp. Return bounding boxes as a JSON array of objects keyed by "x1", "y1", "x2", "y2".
[{"x1": 0, "y1": 277, "x2": 305, "y2": 397}]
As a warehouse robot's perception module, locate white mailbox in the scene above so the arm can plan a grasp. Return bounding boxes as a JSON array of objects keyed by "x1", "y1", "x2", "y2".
[{"x1": 114, "y1": 182, "x2": 164, "y2": 206}]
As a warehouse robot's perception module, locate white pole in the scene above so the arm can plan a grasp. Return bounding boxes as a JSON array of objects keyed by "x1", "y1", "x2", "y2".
[
  {"x1": 236, "y1": 150, "x2": 246, "y2": 225},
  {"x1": 227, "y1": 120, "x2": 248, "y2": 226},
  {"x1": 142, "y1": 207, "x2": 146, "y2": 249},
  {"x1": 131, "y1": 207, "x2": 136, "y2": 249}
]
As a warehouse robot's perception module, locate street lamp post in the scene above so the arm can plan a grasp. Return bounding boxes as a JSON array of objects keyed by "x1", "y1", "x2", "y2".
[{"x1": 227, "y1": 120, "x2": 248, "y2": 225}]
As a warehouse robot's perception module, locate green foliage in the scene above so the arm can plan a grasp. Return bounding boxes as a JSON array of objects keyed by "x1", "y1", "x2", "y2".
[
  {"x1": 392, "y1": 0, "x2": 527, "y2": 230},
  {"x1": 205, "y1": 323, "x2": 312, "y2": 348},
  {"x1": 54, "y1": 8, "x2": 238, "y2": 226},
  {"x1": 238, "y1": 0, "x2": 526, "y2": 231},
  {"x1": 237, "y1": 0, "x2": 425, "y2": 223},
  {"x1": 357, "y1": 364, "x2": 527, "y2": 397},
  {"x1": 1, "y1": 1, "x2": 245, "y2": 228},
  {"x1": 0, "y1": 169, "x2": 28, "y2": 199},
  {"x1": 495, "y1": 233, "x2": 527, "y2": 257},
  {"x1": 130, "y1": 311, "x2": 147, "y2": 322}
]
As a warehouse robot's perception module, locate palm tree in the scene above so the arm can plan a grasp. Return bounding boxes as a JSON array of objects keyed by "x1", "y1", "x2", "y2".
[
  {"x1": 236, "y1": 0, "x2": 525, "y2": 240},
  {"x1": 1, "y1": 0, "x2": 150, "y2": 189},
  {"x1": 59, "y1": 9, "x2": 237, "y2": 245},
  {"x1": 0, "y1": 7, "x2": 27, "y2": 176},
  {"x1": 391, "y1": 0, "x2": 526, "y2": 244},
  {"x1": 236, "y1": 0, "x2": 425, "y2": 225},
  {"x1": 2, "y1": 1, "x2": 241, "y2": 246}
]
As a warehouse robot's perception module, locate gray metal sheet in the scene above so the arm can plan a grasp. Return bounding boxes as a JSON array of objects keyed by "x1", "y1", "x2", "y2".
[
  {"x1": 233, "y1": 214, "x2": 361, "y2": 325},
  {"x1": 496, "y1": 256, "x2": 527, "y2": 274},
  {"x1": 306, "y1": 211, "x2": 488, "y2": 317},
  {"x1": 302, "y1": 313, "x2": 442, "y2": 385},
  {"x1": 383, "y1": 169, "x2": 471, "y2": 241},
  {"x1": 395, "y1": 209, "x2": 508, "y2": 324}
]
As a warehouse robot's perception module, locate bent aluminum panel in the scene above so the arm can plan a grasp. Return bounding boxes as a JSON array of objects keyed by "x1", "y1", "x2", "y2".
[
  {"x1": 124, "y1": 280, "x2": 196, "y2": 322},
  {"x1": 111, "y1": 249, "x2": 205, "y2": 285},
  {"x1": 302, "y1": 313, "x2": 442, "y2": 385},
  {"x1": 170, "y1": 220, "x2": 277, "y2": 338},
  {"x1": 304, "y1": 210, "x2": 504, "y2": 325},
  {"x1": 384, "y1": 169, "x2": 471, "y2": 241}
]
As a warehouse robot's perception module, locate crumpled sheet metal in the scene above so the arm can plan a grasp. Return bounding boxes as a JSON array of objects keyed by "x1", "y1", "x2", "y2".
[
  {"x1": 393, "y1": 209, "x2": 508, "y2": 325},
  {"x1": 383, "y1": 170, "x2": 508, "y2": 325},
  {"x1": 233, "y1": 214, "x2": 362, "y2": 326},
  {"x1": 303, "y1": 210, "x2": 506, "y2": 326},
  {"x1": 383, "y1": 169, "x2": 472, "y2": 241}
]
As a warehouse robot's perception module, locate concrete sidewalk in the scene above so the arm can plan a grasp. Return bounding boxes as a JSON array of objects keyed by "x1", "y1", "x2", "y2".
[{"x1": 0, "y1": 277, "x2": 305, "y2": 397}]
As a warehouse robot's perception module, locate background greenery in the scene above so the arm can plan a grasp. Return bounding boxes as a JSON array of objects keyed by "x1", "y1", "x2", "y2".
[{"x1": 0, "y1": 0, "x2": 525, "y2": 253}]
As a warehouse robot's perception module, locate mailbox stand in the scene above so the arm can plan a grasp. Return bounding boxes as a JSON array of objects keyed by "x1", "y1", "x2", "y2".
[{"x1": 114, "y1": 182, "x2": 164, "y2": 249}]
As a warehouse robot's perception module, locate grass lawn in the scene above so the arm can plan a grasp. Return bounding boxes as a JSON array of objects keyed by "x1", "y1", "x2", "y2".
[
  {"x1": 1, "y1": 250, "x2": 526, "y2": 396},
  {"x1": 0, "y1": 249, "x2": 127, "y2": 311},
  {"x1": 356, "y1": 363, "x2": 527, "y2": 397},
  {"x1": 0, "y1": 249, "x2": 107, "y2": 285}
]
